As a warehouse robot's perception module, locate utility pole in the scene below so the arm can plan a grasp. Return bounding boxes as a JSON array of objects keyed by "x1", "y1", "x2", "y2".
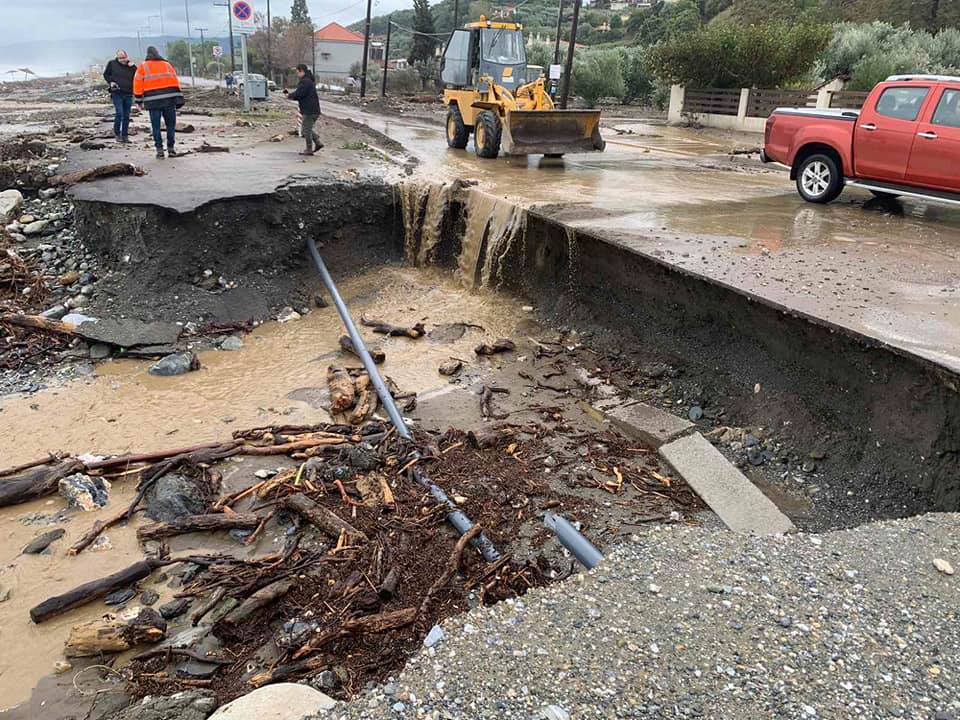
[
  {"x1": 553, "y1": 0, "x2": 564, "y2": 65},
  {"x1": 311, "y1": 22, "x2": 317, "y2": 74},
  {"x1": 196, "y1": 26, "x2": 208, "y2": 77},
  {"x1": 267, "y1": 0, "x2": 272, "y2": 86},
  {"x1": 559, "y1": 0, "x2": 580, "y2": 109},
  {"x1": 381, "y1": 16, "x2": 392, "y2": 97},
  {"x1": 359, "y1": 0, "x2": 373, "y2": 98},
  {"x1": 185, "y1": 0, "x2": 195, "y2": 85},
  {"x1": 137, "y1": 30, "x2": 143, "y2": 57},
  {"x1": 453, "y1": 0, "x2": 459, "y2": 28},
  {"x1": 159, "y1": 0, "x2": 167, "y2": 55},
  {"x1": 214, "y1": 0, "x2": 235, "y2": 72}
]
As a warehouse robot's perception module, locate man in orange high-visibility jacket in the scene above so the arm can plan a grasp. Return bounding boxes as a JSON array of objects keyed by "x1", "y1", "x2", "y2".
[{"x1": 133, "y1": 46, "x2": 184, "y2": 160}]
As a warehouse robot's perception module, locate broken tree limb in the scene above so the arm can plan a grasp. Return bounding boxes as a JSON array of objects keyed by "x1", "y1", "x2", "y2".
[
  {"x1": 281, "y1": 493, "x2": 368, "y2": 542},
  {"x1": 292, "y1": 607, "x2": 418, "y2": 660},
  {"x1": 136, "y1": 512, "x2": 261, "y2": 541},
  {"x1": 198, "y1": 141, "x2": 230, "y2": 153},
  {"x1": 0, "y1": 459, "x2": 86, "y2": 508},
  {"x1": 65, "y1": 607, "x2": 167, "y2": 657},
  {"x1": 240, "y1": 437, "x2": 348, "y2": 456},
  {"x1": 30, "y1": 557, "x2": 173, "y2": 624},
  {"x1": 191, "y1": 587, "x2": 226, "y2": 626},
  {"x1": 467, "y1": 427, "x2": 515, "y2": 449},
  {"x1": 249, "y1": 655, "x2": 330, "y2": 688},
  {"x1": 351, "y1": 373, "x2": 379, "y2": 424},
  {"x1": 222, "y1": 577, "x2": 296, "y2": 625},
  {"x1": 0, "y1": 312, "x2": 80, "y2": 336},
  {"x1": 327, "y1": 365, "x2": 356, "y2": 413},
  {"x1": 419, "y1": 524, "x2": 482, "y2": 617},
  {"x1": 84, "y1": 440, "x2": 243, "y2": 472},
  {"x1": 360, "y1": 316, "x2": 426, "y2": 338},
  {"x1": 475, "y1": 338, "x2": 516, "y2": 356},
  {"x1": 340, "y1": 335, "x2": 385, "y2": 364},
  {"x1": 69, "y1": 505, "x2": 141, "y2": 555},
  {"x1": 0, "y1": 453, "x2": 63, "y2": 479},
  {"x1": 49, "y1": 162, "x2": 144, "y2": 186}
]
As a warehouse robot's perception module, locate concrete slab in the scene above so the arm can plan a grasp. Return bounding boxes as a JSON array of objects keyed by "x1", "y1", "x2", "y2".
[
  {"x1": 603, "y1": 401, "x2": 694, "y2": 448},
  {"x1": 660, "y1": 433, "x2": 795, "y2": 535}
]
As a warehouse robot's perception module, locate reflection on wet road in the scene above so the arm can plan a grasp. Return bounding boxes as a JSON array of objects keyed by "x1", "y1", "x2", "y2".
[{"x1": 324, "y1": 101, "x2": 960, "y2": 371}]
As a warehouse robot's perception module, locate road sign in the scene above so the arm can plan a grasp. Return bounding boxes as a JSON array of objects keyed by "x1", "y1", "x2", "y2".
[
  {"x1": 232, "y1": 0, "x2": 254, "y2": 33},
  {"x1": 212, "y1": 45, "x2": 223, "y2": 58}
]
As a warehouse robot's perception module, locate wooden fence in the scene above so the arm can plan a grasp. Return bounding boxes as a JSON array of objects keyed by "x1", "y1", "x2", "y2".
[
  {"x1": 748, "y1": 89, "x2": 817, "y2": 118},
  {"x1": 828, "y1": 90, "x2": 870, "y2": 109},
  {"x1": 683, "y1": 88, "x2": 742, "y2": 116}
]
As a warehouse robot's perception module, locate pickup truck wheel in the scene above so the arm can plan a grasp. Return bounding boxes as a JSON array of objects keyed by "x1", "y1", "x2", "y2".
[{"x1": 796, "y1": 154, "x2": 843, "y2": 204}]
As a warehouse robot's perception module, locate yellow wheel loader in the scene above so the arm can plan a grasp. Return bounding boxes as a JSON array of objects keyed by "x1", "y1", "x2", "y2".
[{"x1": 440, "y1": 18, "x2": 605, "y2": 159}]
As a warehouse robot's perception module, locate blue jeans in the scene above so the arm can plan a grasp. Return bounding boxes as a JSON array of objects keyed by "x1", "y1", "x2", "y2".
[
  {"x1": 148, "y1": 105, "x2": 177, "y2": 150},
  {"x1": 111, "y1": 93, "x2": 133, "y2": 138}
]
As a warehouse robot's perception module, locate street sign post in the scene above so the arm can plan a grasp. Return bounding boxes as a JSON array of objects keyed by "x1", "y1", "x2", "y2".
[{"x1": 232, "y1": 1, "x2": 254, "y2": 111}]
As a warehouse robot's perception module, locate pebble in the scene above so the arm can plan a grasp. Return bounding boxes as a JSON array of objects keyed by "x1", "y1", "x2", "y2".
[
  {"x1": 53, "y1": 661, "x2": 72, "y2": 674},
  {"x1": 140, "y1": 589, "x2": 160, "y2": 606},
  {"x1": 933, "y1": 558, "x2": 954, "y2": 575},
  {"x1": 219, "y1": 335, "x2": 243, "y2": 351},
  {"x1": 423, "y1": 625, "x2": 444, "y2": 648}
]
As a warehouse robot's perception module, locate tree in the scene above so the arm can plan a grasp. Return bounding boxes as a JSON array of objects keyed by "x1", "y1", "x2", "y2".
[
  {"x1": 166, "y1": 40, "x2": 191, "y2": 75},
  {"x1": 573, "y1": 48, "x2": 626, "y2": 107},
  {"x1": 290, "y1": 0, "x2": 311, "y2": 25},
  {"x1": 408, "y1": 0, "x2": 437, "y2": 65}
]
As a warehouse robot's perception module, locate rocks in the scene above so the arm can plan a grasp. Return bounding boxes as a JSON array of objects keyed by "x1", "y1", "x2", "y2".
[
  {"x1": 219, "y1": 335, "x2": 243, "y2": 351},
  {"x1": 0, "y1": 188, "x2": 23, "y2": 223},
  {"x1": 277, "y1": 307, "x2": 301, "y2": 323},
  {"x1": 159, "y1": 598, "x2": 192, "y2": 620},
  {"x1": 104, "y1": 588, "x2": 137, "y2": 605},
  {"x1": 208, "y1": 683, "x2": 335, "y2": 719},
  {"x1": 438, "y1": 359, "x2": 463, "y2": 376},
  {"x1": 149, "y1": 351, "x2": 201, "y2": 376},
  {"x1": 22, "y1": 528, "x2": 66, "y2": 554},
  {"x1": 423, "y1": 624, "x2": 445, "y2": 648},
  {"x1": 144, "y1": 473, "x2": 207, "y2": 522},
  {"x1": 276, "y1": 617, "x2": 318, "y2": 649},
  {"x1": 22, "y1": 219, "x2": 50, "y2": 236},
  {"x1": 345, "y1": 445, "x2": 379, "y2": 471},
  {"x1": 58, "y1": 473, "x2": 111, "y2": 511},
  {"x1": 58, "y1": 270, "x2": 80, "y2": 286},
  {"x1": 89, "y1": 343, "x2": 111, "y2": 360},
  {"x1": 53, "y1": 660, "x2": 72, "y2": 674},
  {"x1": 141, "y1": 589, "x2": 160, "y2": 606},
  {"x1": 933, "y1": 558, "x2": 955, "y2": 576},
  {"x1": 110, "y1": 689, "x2": 218, "y2": 720}
]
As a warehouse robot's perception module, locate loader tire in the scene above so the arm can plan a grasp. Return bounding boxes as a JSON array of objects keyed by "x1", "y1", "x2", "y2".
[
  {"x1": 474, "y1": 111, "x2": 501, "y2": 159},
  {"x1": 446, "y1": 105, "x2": 469, "y2": 149}
]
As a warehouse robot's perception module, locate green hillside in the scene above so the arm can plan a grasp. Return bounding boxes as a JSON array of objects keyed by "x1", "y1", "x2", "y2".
[{"x1": 716, "y1": 0, "x2": 958, "y2": 30}]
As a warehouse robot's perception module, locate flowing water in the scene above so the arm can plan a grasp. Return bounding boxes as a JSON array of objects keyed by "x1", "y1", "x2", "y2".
[{"x1": 0, "y1": 265, "x2": 531, "y2": 710}]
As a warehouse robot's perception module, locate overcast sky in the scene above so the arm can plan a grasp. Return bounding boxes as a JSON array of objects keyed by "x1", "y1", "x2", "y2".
[{"x1": 3, "y1": 0, "x2": 412, "y2": 44}]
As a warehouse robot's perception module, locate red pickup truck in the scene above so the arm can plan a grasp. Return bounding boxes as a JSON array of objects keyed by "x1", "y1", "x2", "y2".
[{"x1": 762, "y1": 75, "x2": 960, "y2": 204}]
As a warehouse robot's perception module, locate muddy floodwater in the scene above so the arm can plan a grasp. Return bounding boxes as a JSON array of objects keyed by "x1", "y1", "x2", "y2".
[{"x1": 0, "y1": 265, "x2": 532, "y2": 710}]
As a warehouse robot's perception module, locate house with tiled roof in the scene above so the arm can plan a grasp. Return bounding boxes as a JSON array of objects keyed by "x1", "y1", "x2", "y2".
[{"x1": 314, "y1": 21, "x2": 370, "y2": 80}]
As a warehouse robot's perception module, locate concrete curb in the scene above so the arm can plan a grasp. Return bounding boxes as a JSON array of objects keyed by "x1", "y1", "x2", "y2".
[{"x1": 659, "y1": 433, "x2": 795, "y2": 535}]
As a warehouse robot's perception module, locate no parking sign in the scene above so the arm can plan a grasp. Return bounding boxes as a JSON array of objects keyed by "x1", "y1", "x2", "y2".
[{"x1": 233, "y1": 0, "x2": 254, "y2": 33}]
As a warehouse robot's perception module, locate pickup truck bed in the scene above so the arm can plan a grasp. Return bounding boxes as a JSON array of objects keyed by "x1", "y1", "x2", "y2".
[{"x1": 762, "y1": 75, "x2": 960, "y2": 205}]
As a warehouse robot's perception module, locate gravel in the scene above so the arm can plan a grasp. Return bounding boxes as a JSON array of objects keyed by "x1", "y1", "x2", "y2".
[{"x1": 332, "y1": 514, "x2": 959, "y2": 719}]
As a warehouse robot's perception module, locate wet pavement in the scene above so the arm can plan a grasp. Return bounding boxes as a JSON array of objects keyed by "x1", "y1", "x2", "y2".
[{"x1": 321, "y1": 101, "x2": 960, "y2": 373}]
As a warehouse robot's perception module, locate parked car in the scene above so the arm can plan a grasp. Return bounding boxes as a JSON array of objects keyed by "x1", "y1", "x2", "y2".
[
  {"x1": 762, "y1": 75, "x2": 960, "y2": 204},
  {"x1": 237, "y1": 73, "x2": 277, "y2": 92}
]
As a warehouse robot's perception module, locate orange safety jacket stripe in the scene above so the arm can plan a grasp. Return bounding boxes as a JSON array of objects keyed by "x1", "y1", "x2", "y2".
[{"x1": 133, "y1": 60, "x2": 181, "y2": 99}]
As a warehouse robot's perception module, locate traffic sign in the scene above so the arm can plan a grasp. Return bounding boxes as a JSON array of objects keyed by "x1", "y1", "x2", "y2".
[
  {"x1": 233, "y1": 1, "x2": 253, "y2": 21},
  {"x1": 212, "y1": 45, "x2": 223, "y2": 58}
]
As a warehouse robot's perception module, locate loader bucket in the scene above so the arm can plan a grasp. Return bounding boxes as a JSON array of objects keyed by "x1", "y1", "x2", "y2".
[{"x1": 500, "y1": 109, "x2": 605, "y2": 156}]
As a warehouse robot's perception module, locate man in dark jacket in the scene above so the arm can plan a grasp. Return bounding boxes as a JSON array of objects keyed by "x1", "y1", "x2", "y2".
[
  {"x1": 284, "y1": 64, "x2": 323, "y2": 155},
  {"x1": 103, "y1": 49, "x2": 136, "y2": 143}
]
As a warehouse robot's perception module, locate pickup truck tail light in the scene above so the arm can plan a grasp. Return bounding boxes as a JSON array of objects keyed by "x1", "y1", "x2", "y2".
[{"x1": 765, "y1": 115, "x2": 775, "y2": 146}]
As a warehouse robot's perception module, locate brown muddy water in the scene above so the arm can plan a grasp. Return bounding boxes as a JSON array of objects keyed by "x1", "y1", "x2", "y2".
[{"x1": 0, "y1": 265, "x2": 533, "y2": 710}]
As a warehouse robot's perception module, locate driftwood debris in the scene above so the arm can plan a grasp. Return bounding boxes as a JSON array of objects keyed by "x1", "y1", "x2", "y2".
[
  {"x1": 360, "y1": 316, "x2": 426, "y2": 338},
  {"x1": 327, "y1": 366, "x2": 356, "y2": 413},
  {"x1": 65, "y1": 607, "x2": 167, "y2": 657},
  {"x1": 292, "y1": 607, "x2": 418, "y2": 660},
  {"x1": 136, "y1": 513, "x2": 261, "y2": 541},
  {"x1": 419, "y1": 525, "x2": 482, "y2": 616},
  {"x1": 475, "y1": 338, "x2": 516, "y2": 356},
  {"x1": 351, "y1": 373, "x2": 379, "y2": 424},
  {"x1": 30, "y1": 557, "x2": 172, "y2": 624},
  {"x1": 339, "y1": 335, "x2": 385, "y2": 364},
  {"x1": 0, "y1": 459, "x2": 85, "y2": 508},
  {"x1": 198, "y1": 142, "x2": 230, "y2": 153},
  {"x1": 249, "y1": 655, "x2": 330, "y2": 688},
  {"x1": 479, "y1": 385, "x2": 510, "y2": 420},
  {"x1": 69, "y1": 505, "x2": 139, "y2": 555},
  {"x1": 467, "y1": 427, "x2": 515, "y2": 449},
  {"x1": 222, "y1": 577, "x2": 296, "y2": 625},
  {"x1": 281, "y1": 493, "x2": 368, "y2": 542},
  {"x1": 438, "y1": 359, "x2": 463, "y2": 376},
  {"x1": 49, "y1": 162, "x2": 144, "y2": 186}
]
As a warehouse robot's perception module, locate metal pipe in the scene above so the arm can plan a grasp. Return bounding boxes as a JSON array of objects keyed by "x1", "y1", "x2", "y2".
[
  {"x1": 307, "y1": 240, "x2": 501, "y2": 563},
  {"x1": 544, "y1": 512, "x2": 603, "y2": 569}
]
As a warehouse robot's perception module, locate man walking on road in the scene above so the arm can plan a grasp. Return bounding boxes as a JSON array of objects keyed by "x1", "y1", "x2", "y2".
[
  {"x1": 103, "y1": 49, "x2": 136, "y2": 143},
  {"x1": 284, "y1": 64, "x2": 323, "y2": 155},
  {"x1": 133, "y1": 46, "x2": 184, "y2": 159}
]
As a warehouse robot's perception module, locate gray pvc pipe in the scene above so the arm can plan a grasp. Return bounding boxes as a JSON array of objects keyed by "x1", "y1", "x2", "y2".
[
  {"x1": 307, "y1": 240, "x2": 501, "y2": 563},
  {"x1": 544, "y1": 512, "x2": 604, "y2": 569}
]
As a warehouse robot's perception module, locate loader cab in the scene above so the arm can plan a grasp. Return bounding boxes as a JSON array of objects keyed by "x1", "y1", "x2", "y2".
[{"x1": 441, "y1": 19, "x2": 527, "y2": 91}]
